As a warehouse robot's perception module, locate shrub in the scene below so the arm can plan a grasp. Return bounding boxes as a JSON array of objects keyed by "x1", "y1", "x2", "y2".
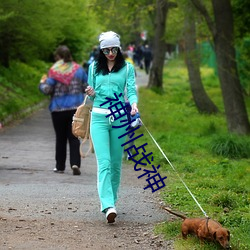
[
  {"x1": 210, "y1": 135, "x2": 250, "y2": 159},
  {"x1": 210, "y1": 191, "x2": 237, "y2": 209}
]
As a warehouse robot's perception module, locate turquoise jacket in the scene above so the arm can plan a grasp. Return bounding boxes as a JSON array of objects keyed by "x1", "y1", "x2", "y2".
[{"x1": 87, "y1": 62, "x2": 138, "y2": 109}]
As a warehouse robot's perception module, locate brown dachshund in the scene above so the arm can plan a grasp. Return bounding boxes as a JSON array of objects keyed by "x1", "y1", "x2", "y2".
[{"x1": 162, "y1": 206, "x2": 231, "y2": 249}]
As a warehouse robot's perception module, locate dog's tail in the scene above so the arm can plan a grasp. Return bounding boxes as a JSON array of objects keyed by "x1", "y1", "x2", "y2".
[{"x1": 161, "y1": 206, "x2": 187, "y2": 220}]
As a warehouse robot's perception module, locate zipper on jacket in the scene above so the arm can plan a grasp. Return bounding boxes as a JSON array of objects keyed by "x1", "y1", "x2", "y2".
[{"x1": 108, "y1": 72, "x2": 111, "y2": 98}]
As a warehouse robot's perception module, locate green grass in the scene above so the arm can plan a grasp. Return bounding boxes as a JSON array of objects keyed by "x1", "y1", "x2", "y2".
[
  {"x1": 0, "y1": 60, "x2": 50, "y2": 123},
  {"x1": 134, "y1": 58, "x2": 250, "y2": 250}
]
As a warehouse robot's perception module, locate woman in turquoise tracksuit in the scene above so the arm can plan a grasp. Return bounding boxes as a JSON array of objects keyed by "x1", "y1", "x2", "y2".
[{"x1": 86, "y1": 31, "x2": 138, "y2": 223}]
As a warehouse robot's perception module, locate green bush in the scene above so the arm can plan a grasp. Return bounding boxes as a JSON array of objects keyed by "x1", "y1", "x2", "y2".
[
  {"x1": 210, "y1": 191, "x2": 238, "y2": 209},
  {"x1": 0, "y1": 60, "x2": 49, "y2": 122},
  {"x1": 210, "y1": 135, "x2": 250, "y2": 159}
]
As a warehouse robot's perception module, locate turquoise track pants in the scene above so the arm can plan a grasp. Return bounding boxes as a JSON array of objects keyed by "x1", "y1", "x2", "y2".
[{"x1": 90, "y1": 111, "x2": 127, "y2": 212}]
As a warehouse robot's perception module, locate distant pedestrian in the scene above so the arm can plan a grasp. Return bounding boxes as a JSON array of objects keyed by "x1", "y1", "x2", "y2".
[
  {"x1": 39, "y1": 45, "x2": 88, "y2": 175},
  {"x1": 86, "y1": 46, "x2": 99, "y2": 71},
  {"x1": 123, "y1": 51, "x2": 136, "y2": 76},
  {"x1": 85, "y1": 31, "x2": 138, "y2": 223},
  {"x1": 143, "y1": 44, "x2": 152, "y2": 74},
  {"x1": 134, "y1": 45, "x2": 144, "y2": 69}
]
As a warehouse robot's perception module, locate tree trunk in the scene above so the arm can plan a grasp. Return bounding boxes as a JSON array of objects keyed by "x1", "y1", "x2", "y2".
[
  {"x1": 191, "y1": 0, "x2": 250, "y2": 134},
  {"x1": 184, "y1": 4, "x2": 218, "y2": 114},
  {"x1": 212, "y1": 0, "x2": 250, "y2": 134},
  {"x1": 147, "y1": 0, "x2": 169, "y2": 89}
]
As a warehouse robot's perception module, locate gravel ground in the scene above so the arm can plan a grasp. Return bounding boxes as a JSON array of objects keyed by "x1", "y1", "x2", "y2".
[{"x1": 0, "y1": 71, "x2": 174, "y2": 250}]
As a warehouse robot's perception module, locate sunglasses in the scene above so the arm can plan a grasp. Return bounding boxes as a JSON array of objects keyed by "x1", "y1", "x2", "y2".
[{"x1": 102, "y1": 47, "x2": 119, "y2": 55}]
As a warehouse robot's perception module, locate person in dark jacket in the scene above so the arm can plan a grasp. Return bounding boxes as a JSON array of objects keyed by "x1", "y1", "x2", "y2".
[{"x1": 143, "y1": 44, "x2": 152, "y2": 74}]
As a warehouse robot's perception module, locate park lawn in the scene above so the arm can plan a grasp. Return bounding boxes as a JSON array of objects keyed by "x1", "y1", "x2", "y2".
[{"x1": 135, "y1": 58, "x2": 250, "y2": 250}]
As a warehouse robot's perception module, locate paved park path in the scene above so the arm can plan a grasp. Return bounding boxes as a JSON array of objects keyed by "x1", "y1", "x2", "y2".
[{"x1": 0, "y1": 70, "x2": 173, "y2": 250}]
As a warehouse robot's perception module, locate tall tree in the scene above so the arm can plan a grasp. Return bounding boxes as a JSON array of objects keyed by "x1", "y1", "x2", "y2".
[
  {"x1": 191, "y1": 0, "x2": 250, "y2": 134},
  {"x1": 232, "y1": 0, "x2": 250, "y2": 96},
  {"x1": 148, "y1": 0, "x2": 176, "y2": 89},
  {"x1": 184, "y1": 1, "x2": 218, "y2": 114}
]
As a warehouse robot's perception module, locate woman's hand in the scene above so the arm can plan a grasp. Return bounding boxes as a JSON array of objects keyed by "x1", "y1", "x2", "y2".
[
  {"x1": 131, "y1": 103, "x2": 138, "y2": 116},
  {"x1": 85, "y1": 86, "x2": 96, "y2": 97},
  {"x1": 40, "y1": 74, "x2": 47, "y2": 83}
]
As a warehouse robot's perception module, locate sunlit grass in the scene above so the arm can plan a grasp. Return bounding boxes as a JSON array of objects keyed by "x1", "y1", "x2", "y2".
[
  {"x1": 136, "y1": 58, "x2": 250, "y2": 250},
  {"x1": 0, "y1": 60, "x2": 49, "y2": 122}
]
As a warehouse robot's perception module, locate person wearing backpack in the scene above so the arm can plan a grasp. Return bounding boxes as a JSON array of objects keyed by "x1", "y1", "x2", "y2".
[
  {"x1": 39, "y1": 45, "x2": 88, "y2": 175},
  {"x1": 85, "y1": 31, "x2": 138, "y2": 223}
]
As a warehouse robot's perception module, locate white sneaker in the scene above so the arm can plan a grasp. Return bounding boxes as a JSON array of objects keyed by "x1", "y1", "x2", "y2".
[
  {"x1": 53, "y1": 168, "x2": 64, "y2": 173},
  {"x1": 72, "y1": 165, "x2": 81, "y2": 175},
  {"x1": 105, "y1": 207, "x2": 117, "y2": 223}
]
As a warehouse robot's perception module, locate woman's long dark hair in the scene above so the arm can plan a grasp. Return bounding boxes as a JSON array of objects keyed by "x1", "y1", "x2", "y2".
[{"x1": 95, "y1": 48, "x2": 126, "y2": 75}]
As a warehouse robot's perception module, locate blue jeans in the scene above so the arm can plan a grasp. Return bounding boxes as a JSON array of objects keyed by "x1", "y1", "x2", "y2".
[{"x1": 90, "y1": 111, "x2": 127, "y2": 212}]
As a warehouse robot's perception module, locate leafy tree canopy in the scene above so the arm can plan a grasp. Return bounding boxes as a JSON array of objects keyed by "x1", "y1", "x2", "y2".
[{"x1": 0, "y1": 0, "x2": 100, "y2": 66}]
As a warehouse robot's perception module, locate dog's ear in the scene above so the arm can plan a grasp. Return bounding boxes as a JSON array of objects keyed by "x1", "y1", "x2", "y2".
[
  {"x1": 227, "y1": 230, "x2": 230, "y2": 240},
  {"x1": 213, "y1": 231, "x2": 217, "y2": 240}
]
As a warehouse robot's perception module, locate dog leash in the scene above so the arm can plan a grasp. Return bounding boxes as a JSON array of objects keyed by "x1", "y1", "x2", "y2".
[{"x1": 139, "y1": 118, "x2": 209, "y2": 218}]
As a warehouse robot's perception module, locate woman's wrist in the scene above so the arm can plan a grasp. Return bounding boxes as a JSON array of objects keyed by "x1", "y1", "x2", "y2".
[{"x1": 131, "y1": 103, "x2": 138, "y2": 115}]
